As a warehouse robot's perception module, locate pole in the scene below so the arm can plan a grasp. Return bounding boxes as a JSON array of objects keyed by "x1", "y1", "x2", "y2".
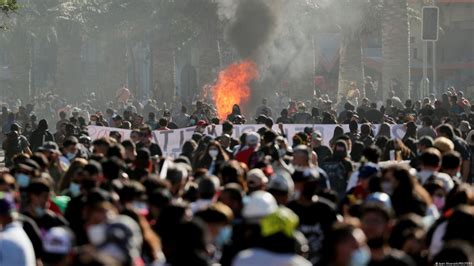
[
  {"x1": 422, "y1": 40, "x2": 428, "y2": 98},
  {"x1": 432, "y1": 0, "x2": 437, "y2": 96},
  {"x1": 432, "y1": 40, "x2": 437, "y2": 96}
]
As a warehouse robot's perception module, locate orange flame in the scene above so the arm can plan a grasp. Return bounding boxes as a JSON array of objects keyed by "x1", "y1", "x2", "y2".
[{"x1": 212, "y1": 60, "x2": 259, "y2": 120}]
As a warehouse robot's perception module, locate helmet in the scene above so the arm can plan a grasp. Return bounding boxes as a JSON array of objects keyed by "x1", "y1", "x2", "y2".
[{"x1": 242, "y1": 191, "x2": 278, "y2": 219}]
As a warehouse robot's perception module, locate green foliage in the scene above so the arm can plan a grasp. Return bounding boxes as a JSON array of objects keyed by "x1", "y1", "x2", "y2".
[{"x1": 1, "y1": 0, "x2": 19, "y2": 14}]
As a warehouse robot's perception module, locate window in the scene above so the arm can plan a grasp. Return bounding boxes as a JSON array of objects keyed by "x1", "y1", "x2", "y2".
[{"x1": 410, "y1": 36, "x2": 416, "y2": 44}]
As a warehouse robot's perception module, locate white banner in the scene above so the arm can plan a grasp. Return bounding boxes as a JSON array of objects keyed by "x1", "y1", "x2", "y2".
[{"x1": 88, "y1": 124, "x2": 407, "y2": 157}]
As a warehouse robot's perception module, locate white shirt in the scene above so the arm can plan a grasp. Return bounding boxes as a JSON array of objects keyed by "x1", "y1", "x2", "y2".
[
  {"x1": 233, "y1": 248, "x2": 311, "y2": 266},
  {"x1": 0, "y1": 221, "x2": 36, "y2": 266},
  {"x1": 417, "y1": 170, "x2": 454, "y2": 193}
]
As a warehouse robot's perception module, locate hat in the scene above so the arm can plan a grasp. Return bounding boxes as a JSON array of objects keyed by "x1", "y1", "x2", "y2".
[
  {"x1": 459, "y1": 121, "x2": 471, "y2": 133},
  {"x1": 197, "y1": 120, "x2": 208, "y2": 127},
  {"x1": 466, "y1": 130, "x2": 474, "y2": 146},
  {"x1": 358, "y1": 165, "x2": 379, "y2": 179},
  {"x1": 246, "y1": 132, "x2": 260, "y2": 146},
  {"x1": 10, "y1": 123, "x2": 21, "y2": 132},
  {"x1": 267, "y1": 171, "x2": 294, "y2": 194},
  {"x1": 311, "y1": 131, "x2": 322, "y2": 141},
  {"x1": 0, "y1": 192, "x2": 17, "y2": 216},
  {"x1": 102, "y1": 215, "x2": 143, "y2": 263},
  {"x1": 247, "y1": 169, "x2": 269, "y2": 187},
  {"x1": 43, "y1": 227, "x2": 74, "y2": 255},
  {"x1": 365, "y1": 192, "x2": 392, "y2": 209},
  {"x1": 242, "y1": 191, "x2": 278, "y2": 220},
  {"x1": 38, "y1": 141, "x2": 60, "y2": 154}
]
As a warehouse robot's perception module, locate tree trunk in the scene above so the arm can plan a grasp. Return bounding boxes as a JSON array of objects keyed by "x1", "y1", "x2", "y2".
[
  {"x1": 381, "y1": 0, "x2": 411, "y2": 100},
  {"x1": 337, "y1": 32, "x2": 365, "y2": 103}
]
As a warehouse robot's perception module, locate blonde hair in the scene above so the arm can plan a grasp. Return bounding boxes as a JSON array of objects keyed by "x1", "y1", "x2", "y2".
[{"x1": 434, "y1": 137, "x2": 454, "y2": 154}]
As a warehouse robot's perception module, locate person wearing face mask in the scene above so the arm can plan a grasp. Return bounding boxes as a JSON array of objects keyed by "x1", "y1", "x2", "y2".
[
  {"x1": 320, "y1": 140, "x2": 353, "y2": 199},
  {"x1": 22, "y1": 179, "x2": 68, "y2": 233},
  {"x1": 361, "y1": 203, "x2": 416, "y2": 266},
  {"x1": 195, "y1": 141, "x2": 229, "y2": 175},
  {"x1": 60, "y1": 137, "x2": 79, "y2": 167},
  {"x1": 319, "y1": 223, "x2": 370, "y2": 266}
]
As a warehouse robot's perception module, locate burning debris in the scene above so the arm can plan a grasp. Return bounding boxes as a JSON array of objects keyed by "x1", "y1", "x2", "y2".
[{"x1": 212, "y1": 60, "x2": 259, "y2": 120}]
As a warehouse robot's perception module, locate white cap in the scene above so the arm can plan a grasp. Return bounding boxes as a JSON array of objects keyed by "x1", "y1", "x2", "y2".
[
  {"x1": 247, "y1": 169, "x2": 269, "y2": 187},
  {"x1": 246, "y1": 132, "x2": 260, "y2": 146},
  {"x1": 267, "y1": 171, "x2": 294, "y2": 195},
  {"x1": 43, "y1": 227, "x2": 73, "y2": 255},
  {"x1": 242, "y1": 191, "x2": 278, "y2": 219}
]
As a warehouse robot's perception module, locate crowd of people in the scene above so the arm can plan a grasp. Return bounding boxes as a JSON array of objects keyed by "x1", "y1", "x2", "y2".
[{"x1": 0, "y1": 85, "x2": 473, "y2": 266}]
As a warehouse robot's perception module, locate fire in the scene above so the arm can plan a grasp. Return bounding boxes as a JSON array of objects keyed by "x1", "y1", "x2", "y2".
[{"x1": 212, "y1": 60, "x2": 259, "y2": 120}]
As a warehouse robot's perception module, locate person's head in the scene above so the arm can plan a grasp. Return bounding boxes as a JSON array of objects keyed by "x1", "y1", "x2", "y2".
[
  {"x1": 361, "y1": 203, "x2": 394, "y2": 249},
  {"x1": 158, "y1": 118, "x2": 168, "y2": 128},
  {"x1": 121, "y1": 140, "x2": 136, "y2": 162},
  {"x1": 148, "y1": 112, "x2": 155, "y2": 121},
  {"x1": 422, "y1": 116, "x2": 433, "y2": 127},
  {"x1": 139, "y1": 126, "x2": 153, "y2": 143},
  {"x1": 363, "y1": 145, "x2": 381, "y2": 163},
  {"x1": 63, "y1": 136, "x2": 78, "y2": 158},
  {"x1": 322, "y1": 223, "x2": 369, "y2": 266},
  {"x1": 377, "y1": 123, "x2": 391, "y2": 139},
  {"x1": 246, "y1": 169, "x2": 268, "y2": 193},
  {"x1": 218, "y1": 183, "x2": 244, "y2": 218},
  {"x1": 42, "y1": 227, "x2": 75, "y2": 265},
  {"x1": 420, "y1": 147, "x2": 442, "y2": 171},
  {"x1": 333, "y1": 140, "x2": 349, "y2": 159},
  {"x1": 292, "y1": 145, "x2": 312, "y2": 167},
  {"x1": 360, "y1": 123, "x2": 371, "y2": 136},
  {"x1": 433, "y1": 137, "x2": 454, "y2": 154},
  {"x1": 262, "y1": 98, "x2": 267, "y2": 106},
  {"x1": 38, "y1": 119, "x2": 48, "y2": 131},
  {"x1": 417, "y1": 136, "x2": 434, "y2": 154},
  {"x1": 197, "y1": 175, "x2": 220, "y2": 200},
  {"x1": 437, "y1": 124, "x2": 455, "y2": 140},
  {"x1": 130, "y1": 130, "x2": 140, "y2": 144},
  {"x1": 245, "y1": 132, "x2": 260, "y2": 148},
  {"x1": 349, "y1": 120, "x2": 358, "y2": 133},
  {"x1": 219, "y1": 134, "x2": 231, "y2": 149},
  {"x1": 441, "y1": 151, "x2": 462, "y2": 178},
  {"x1": 206, "y1": 141, "x2": 226, "y2": 160},
  {"x1": 26, "y1": 179, "x2": 51, "y2": 216},
  {"x1": 59, "y1": 111, "x2": 67, "y2": 120},
  {"x1": 0, "y1": 192, "x2": 17, "y2": 226}
]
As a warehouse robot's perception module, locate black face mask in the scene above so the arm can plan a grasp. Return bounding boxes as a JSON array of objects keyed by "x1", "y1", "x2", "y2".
[{"x1": 367, "y1": 237, "x2": 385, "y2": 249}]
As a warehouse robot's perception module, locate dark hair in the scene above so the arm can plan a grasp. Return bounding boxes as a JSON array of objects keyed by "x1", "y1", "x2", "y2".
[
  {"x1": 350, "y1": 141, "x2": 365, "y2": 162},
  {"x1": 437, "y1": 124, "x2": 454, "y2": 140},
  {"x1": 420, "y1": 148, "x2": 441, "y2": 168},
  {"x1": 363, "y1": 145, "x2": 381, "y2": 163},
  {"x1": 441, "y1": 151, "x2": 462, "y2": 171},
  {"x1": 63, "y1": 136, "x2": 78, "y2": 148}
]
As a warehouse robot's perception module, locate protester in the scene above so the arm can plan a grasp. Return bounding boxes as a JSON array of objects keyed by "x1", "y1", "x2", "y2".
[{"x1": 0, "y1": 81, "x2": 473, "y2": 266}]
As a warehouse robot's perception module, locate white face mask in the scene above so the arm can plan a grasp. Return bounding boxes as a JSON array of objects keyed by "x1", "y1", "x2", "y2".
[
  {"x1": 87, "y1": 223, "x2": 107, "y2": 246},
  {"x1": 209, "y1": 149, "x2": 219, "y2": 159}
]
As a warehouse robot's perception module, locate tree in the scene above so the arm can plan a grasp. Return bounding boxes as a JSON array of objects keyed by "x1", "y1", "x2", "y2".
[{"x1": 381, "y1": 0, "x2": 411, "y2": 100}]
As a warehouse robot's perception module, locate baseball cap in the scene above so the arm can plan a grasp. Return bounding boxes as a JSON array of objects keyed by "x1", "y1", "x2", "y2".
[
  {"x1": 43, "y1": 227, "x2": 74, "y2": 255},
  {"x1": 197, "y1": 120, "x2": 208, "y2": 127},
  {"x1": 0, "y1": 192, "x2": 17, "y2": 216},
  {"x1": 247, "y1": 169, "x2": 269, "y2": 188},
  {"x1": 365, "y1": 192, "x2": 392, "y2": 209},
  {"x1": 459, "y1": 121, "x2": 471, "y2": 133},
  {"x1": 358, "y1": 165, "x2": 379, "y2": 179},
  {"x1": 38, "y1": 141, "x2": 60, "y2": 154},
  {"x1": 311, "y1": 131, "x2": 322, "y2": 141},
  {"x1": 246, "y1": 132, "x2": 260, "y2": 146},
  {"x1": 267, "y1": 171, "x2": 294, "y2": 194},
  {"x1": 466, "y1": 130, "x2": 474, "y2": 146},
  {"x1": 242, "y1": 191, "x2": 278, "y2": 220}
]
